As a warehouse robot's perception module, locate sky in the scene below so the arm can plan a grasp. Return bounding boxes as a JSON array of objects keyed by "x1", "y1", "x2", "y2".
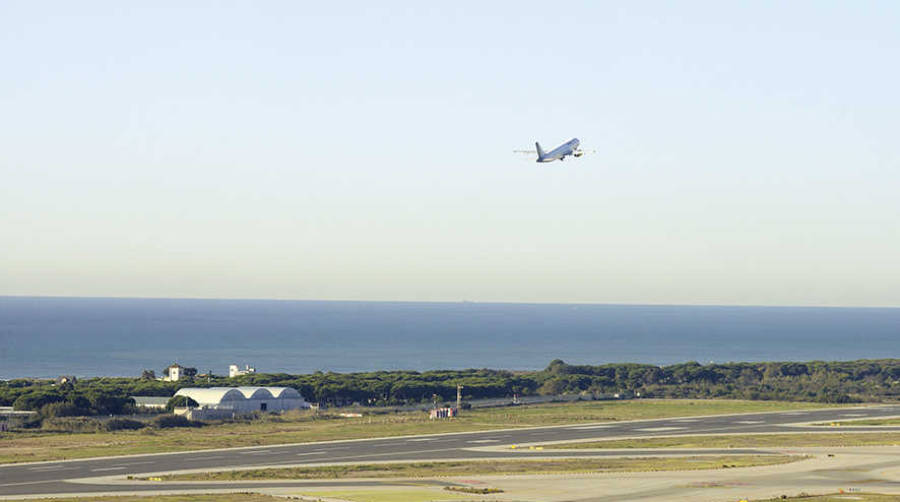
[{"x1": 2, "y1": 2, "x2": 899, "y2": 306}]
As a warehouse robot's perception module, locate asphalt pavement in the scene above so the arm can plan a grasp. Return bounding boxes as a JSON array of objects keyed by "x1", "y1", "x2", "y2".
[{"x1": 3, "y1": 404, "x2": 900, "y2": 498}]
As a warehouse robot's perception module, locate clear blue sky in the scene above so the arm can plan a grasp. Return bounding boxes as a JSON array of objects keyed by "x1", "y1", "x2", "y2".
[{"x1": 2, "y1": 2, "x2": 899, "y2": 306}]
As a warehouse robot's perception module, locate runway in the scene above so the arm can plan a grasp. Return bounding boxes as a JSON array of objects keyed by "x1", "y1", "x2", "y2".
[{"x1": 3, "y1": 404, "x2": 900, "y2": 499}]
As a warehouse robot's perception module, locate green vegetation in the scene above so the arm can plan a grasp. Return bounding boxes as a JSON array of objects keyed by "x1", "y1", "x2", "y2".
[
  {"x1": 150, "y1": 414, "x2": 203, "y2": 429},
  {"x1": 537, "y1": 359, "x2": 900, "y2": 403},
  {"x1": 0, "y1": 399, "x2": 831, "y2": 463},
  {"x1": 7, "y1": 381, "x2": 135, "y2": 417},
  {"x1": 547, "y1": 432, "x2": 900, "y2": 449},
  {"x1": 157, "y1": 455, "x2": 801, "y2": 481},
  {"x1": 165, "y1": 395, "x2": 199, "y2": 412},
  {"x1": 4, "y1": 358, "x2": 900, "y2": 414},
  {"x1": 39, "y1": 417, "x2": 146, "y2": 433}
]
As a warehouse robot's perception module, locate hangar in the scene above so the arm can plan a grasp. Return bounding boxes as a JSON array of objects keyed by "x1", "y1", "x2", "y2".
[{"x1": 173, "y1": 386, "x2": 309, "y2": 416}]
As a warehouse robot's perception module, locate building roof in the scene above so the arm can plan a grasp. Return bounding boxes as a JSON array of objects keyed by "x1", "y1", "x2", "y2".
[
  {"x1": 130, "y1": 396, "x2": 170, "y2": 406},
  {"x1": 235, "y1": 386, "x2": 301, "y2": 399},
  {"x1": 174, "y1": 386, "x2": 304, "y2": 405}
]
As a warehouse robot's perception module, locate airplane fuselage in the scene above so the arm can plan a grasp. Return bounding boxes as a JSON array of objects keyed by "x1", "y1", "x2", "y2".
[{"x1": 537, "y1": 138, "x2": 581, "y2": 162}]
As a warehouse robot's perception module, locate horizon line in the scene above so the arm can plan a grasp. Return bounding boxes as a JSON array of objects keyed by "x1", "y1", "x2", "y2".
[{"x1": 2, "y1": 294, "x2": 898, "y2": 310}]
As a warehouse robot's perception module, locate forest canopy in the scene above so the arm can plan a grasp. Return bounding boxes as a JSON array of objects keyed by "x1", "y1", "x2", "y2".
[{"x1": 4, "y1": 359, "x2": 899, "y2": 412}]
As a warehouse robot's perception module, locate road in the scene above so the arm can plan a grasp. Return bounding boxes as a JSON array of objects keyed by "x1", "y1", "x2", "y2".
[{"x1": 3, "y1": 405, "x2": 900, "y2": 499}]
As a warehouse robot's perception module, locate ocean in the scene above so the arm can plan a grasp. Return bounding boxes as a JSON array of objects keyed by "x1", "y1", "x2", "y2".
[{"x1": 1, "y1": 296, "x2": 898, "y2": 379}]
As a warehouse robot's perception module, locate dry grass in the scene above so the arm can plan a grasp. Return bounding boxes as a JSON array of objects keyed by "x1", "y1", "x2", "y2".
[
  {"x1": 0, "y1": 399, "x2": 841, "y2": 464},
  {"x1": 819, "y1": 418, "x2": 900, "y2": 426},
  {"x1": 157, "y1": 455, "x2": 802, "y2": 481},
  {"x1": 21, "y1": 494, "x2": 279, "y2": 502},
  {"x1": 547, "y1": 432, "x2": 900, "y2": 449},
  {"x1": 753, "y1": 494, "x2": 900, "y2": 501}
]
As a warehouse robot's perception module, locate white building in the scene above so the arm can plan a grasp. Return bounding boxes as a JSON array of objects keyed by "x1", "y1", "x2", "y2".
[
  {"x1": 228, "y1": 364, "x2": 256, "y2": 378},
  {"x1": 173, "y1": 387, "x2": 309, "y2": 418},
  {"x1": 162, "y1": 364, "x2": 185, "y2": 382}
]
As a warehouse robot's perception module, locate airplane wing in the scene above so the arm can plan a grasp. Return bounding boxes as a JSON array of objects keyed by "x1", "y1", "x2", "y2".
[{"x1": 513, "y1": 150, "x2": 537, "y2": 154}]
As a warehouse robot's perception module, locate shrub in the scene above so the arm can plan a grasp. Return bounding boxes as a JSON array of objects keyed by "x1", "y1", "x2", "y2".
[
  {"x1": 165, "y1": 395, "x2": 199, "y2": 412},
  {"x1": 151, "y1": 414, "x2": 203, "y2": 429},
  {"x1": 39, "y1": 401, "x2": 92, "y2": 418},
  {"x1": 13, "y1": 391, "x2": 65, "y2": 411},
  {"x1": 9, "y1": 415, "x2": 42, "y2": 429},
  {"x1": 41, "y1": 417, "x2": 105, "y2": 433},
  {"x1": 86, "y1": 393, "x2": 135, "y2": 415},
  {"x1": 105, "y1": 418, "x2": 146, "y2": 431}
]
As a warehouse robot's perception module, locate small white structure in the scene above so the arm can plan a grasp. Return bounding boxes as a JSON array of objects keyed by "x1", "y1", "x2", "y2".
[
  {"x1": 229, "y1": 364, "x2": 256, "y2": 378},
  {"x1": 173, "y1": 387, "x2": 309, "y2": 416},
  {"x1": 130, "y1": 396, "x2": 170, "y2": 410},
  {"x1": 162, "y1": 364, "x2": 185, "y2": 382}
]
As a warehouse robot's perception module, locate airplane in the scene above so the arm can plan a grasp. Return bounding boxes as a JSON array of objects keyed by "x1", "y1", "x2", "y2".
[{"x1": 514, "y1": 138, "x2": 587, "y2": 163}]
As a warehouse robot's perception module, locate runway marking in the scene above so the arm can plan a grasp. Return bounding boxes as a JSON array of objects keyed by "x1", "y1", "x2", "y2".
[
  {"x1": 467, "y1": 439, "x2": 500, "y2": 443},
  {"x1": 191, "y1": 456, "x2": 225, "y2": 460},
  {"x1": 406, "y1": 438, "x2": 436, "y2": 442},
  {"x1": 841, "y1": 413, "x2": 866, "y2": 417},
  {"x1": 117, "y1": 461, "x2": 154, "y2": 466},
  {"x1": 674, "y1": 419, "x2": 698, "y2": 423},
  {"x1": 319, "y1": 446, "x2": 459, "y2": 463},
  {"x1": 91, "y1": 467, "x2": 125, "y2": 472},
  {"x1": 0, "y1": 480, "x2": 60, "y2": 488},
  {"x1": 570, "y1": 425, "x2": 614, "y2": 430},
  {"x1": 28, "y1": 465, "x2": 71, "y2": 471},
  {"x1": 783, "y1": 412, "x2": 807, "y2": 415},
  {"x1": 735, "y1": 420, "x2": 764, "y2": 424},
  {"x1": 635, "y1": 427, "x2": 685, "y2": 432},
  {"x1": 296, "y1": 451, "x2": 327, "y2": 456},
  {"x1": 240, "y1": 450, "x2": 273, "y2": 455}
]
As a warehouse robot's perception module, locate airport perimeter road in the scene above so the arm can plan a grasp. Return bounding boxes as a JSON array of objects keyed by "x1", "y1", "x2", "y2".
[{"x1": 3, "y1": 405, "x2": 900, "y2": 498}]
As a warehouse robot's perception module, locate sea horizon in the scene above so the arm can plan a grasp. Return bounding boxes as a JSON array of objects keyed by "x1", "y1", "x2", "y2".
[
  {"x1": 5, "y1": 294, "x2": 900, "y2": 309},
  {"x1": 3, "y1": 296, "x2": 899, "y2": 380}
]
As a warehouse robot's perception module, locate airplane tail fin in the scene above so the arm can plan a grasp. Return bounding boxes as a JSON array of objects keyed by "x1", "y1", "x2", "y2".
[{"x1": 535, "y1": 142, "x2": 546, "y2": 160}]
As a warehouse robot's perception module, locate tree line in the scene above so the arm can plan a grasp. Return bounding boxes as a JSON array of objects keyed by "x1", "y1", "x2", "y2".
[{"x1": 4, "y1": 359, "x2": 900, "y2": 415}]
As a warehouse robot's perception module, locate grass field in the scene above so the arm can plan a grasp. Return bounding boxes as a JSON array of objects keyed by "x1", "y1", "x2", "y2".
[
  {"x1": 819, "y1": 418, "x2": 900, "y2": 426},
  {"x1": 0, "y1": 399, "x2": 838, "y2": 464},
  {"x1": 546, "y1": 432, "x2": 900, "y2": 449},
  {"x1": 294, "y1": 488, "x2": 478, "y2": 502},
  {"x1": 17, "y1": 495, "x2": 279, "y2": 502},
  {"x1": 753, "y1": 494, "x2": 900, "y2": 501},
  {"x1": 157, "y1": 455, "x2": 800, "y2": 481}
]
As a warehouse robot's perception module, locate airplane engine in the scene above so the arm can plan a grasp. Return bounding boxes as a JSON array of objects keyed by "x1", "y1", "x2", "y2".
[{"x1": 573, "y1": 149, "x2": 584, "y2": 157}]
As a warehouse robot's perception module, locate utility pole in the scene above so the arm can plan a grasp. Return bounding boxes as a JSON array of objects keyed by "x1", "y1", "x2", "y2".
[{"x1": 456, "y1": 384, "x2": 463, "y2": 413}]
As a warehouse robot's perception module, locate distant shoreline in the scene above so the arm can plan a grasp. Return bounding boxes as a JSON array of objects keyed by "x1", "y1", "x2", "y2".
[
  {"x1": 4, "y1": 297, "x2": 899, "y2": 380},
  {"x1": 6, "y1": 356, "x2": 900, "y2": 381}
]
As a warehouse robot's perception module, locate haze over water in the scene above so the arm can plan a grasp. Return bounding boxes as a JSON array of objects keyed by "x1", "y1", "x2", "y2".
[{"x1": 2, "y1": 296, "x2": 898, "y2": 379}]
